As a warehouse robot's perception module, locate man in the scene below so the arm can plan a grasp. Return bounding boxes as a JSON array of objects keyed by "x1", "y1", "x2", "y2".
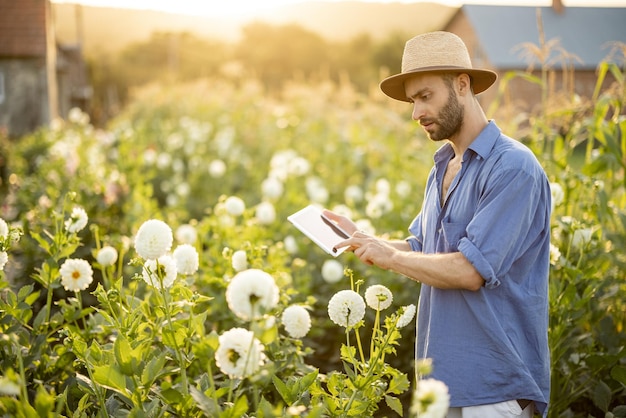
[{"x1": 325, "y1": 31, "x2": 551, "y2": 417}]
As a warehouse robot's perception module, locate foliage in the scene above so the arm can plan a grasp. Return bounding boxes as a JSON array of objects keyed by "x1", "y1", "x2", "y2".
[{"x1": 495, "y1": 38, "x2": 626, "y2": 416}]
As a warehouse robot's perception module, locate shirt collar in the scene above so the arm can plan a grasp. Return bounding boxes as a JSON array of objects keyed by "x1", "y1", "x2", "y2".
[
  {"x1": 433, "y1": 120, "x2": 501, "y2": 163},
  {"x1": 467, "y1": 120, "x2": 501, "y2": 160}
]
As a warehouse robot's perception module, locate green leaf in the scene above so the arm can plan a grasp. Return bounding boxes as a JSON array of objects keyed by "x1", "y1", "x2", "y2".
[
  {"x1": 611, "y1": 365, "x2": 626, "y2": 389},
  {"x1": 17, "y1": 284, "x2": 34, "y2": 302},
  {"x1": 297, "y1": 369, "x2": 319, "y2": 393},
  {"x1": 114, "y1": 335, "x2": 135, "y2": 375},
  {"x1": 384, "y1": 394, "x2": 403, "y2": 416},
  {"x1": 272, "y1": 375, "x2": 295, "y2": 404},
  {"x1": 592, "y1": 380, "x2": 612, "y2": 413},
  {"x1": 92, "y1": 364, "x2": 129, "y2": 396},
  {"x1": 387, "y1": 372, "x2": 410, "y2": 395},
  {"x1": 162, "y1": 323, "x2": 187, "y2": 349},
  {"x1": 34, "y1": 385, "x2": 55, "y2": 417},
  {"x1": 141, "y1": 352, "x2": 167, "y2": 387},
  {"x1": 224, "y1": 394, "x2": 248, "y2": 418},
  {"x1": 189, "y1": 385, "x2": 219, "y2": 416}
]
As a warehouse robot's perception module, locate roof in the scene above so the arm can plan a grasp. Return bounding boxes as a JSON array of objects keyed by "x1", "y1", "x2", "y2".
[
  {"x1": 0, "y1": 0, "x2": 49, "y2": 57},
  {"x1": 451, "y1": 5, "x2": 626, "y2": 69}
]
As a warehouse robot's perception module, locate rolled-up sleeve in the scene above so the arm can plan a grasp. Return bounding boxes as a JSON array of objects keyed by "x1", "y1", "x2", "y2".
[{"x1": 458, "y1": 238, "x2": 500, "y2": 289}]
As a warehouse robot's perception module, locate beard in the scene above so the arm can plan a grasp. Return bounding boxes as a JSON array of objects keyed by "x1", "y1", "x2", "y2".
[{"x1": 423, "y1": 88, "x2": 464, "y2": 142}]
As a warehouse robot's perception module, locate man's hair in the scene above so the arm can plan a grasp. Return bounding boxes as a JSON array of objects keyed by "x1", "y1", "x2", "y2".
[{"x1": 442, "y1": 73, "x2": 475, "y2": 95}]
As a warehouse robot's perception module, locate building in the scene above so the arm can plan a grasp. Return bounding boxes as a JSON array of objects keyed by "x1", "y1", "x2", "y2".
[
  {"x1": 0, "y1": 0, "x2": 90, "y2": 138},
  {"x1": 444, "y1": 0, "x2": 626, "y2": 114}
]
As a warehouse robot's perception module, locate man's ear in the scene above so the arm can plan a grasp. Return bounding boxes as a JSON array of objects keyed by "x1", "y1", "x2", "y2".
[{"x1": 457, "y1": 73, "x2": 472, "y2": 96}]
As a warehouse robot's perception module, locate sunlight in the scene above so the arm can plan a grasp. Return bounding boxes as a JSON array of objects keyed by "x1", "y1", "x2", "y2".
[
  {"x1": 52, "y1": 0, "x2": 626, "y2": 17},
  {"x1": 53, "y1": 0, "x2": 307, "y2": 17}
]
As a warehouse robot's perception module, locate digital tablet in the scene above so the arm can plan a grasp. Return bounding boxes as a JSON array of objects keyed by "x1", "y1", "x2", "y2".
[{"x1": 287, "y1": 205, "x2": 351, "y2": 257}]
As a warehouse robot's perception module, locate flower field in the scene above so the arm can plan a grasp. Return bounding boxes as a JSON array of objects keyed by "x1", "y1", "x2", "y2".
[{"x1": 0, "y1": 64, "x2": 625, "y2": 417}]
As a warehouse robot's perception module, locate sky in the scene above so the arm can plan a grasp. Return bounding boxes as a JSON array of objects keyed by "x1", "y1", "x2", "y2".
[{"x1": 51, "y1": 0, "x2": 626, "y2": 17}]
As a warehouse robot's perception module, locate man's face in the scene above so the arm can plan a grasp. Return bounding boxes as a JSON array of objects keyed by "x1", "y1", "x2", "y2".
[{"x1": 404, "y1": 74, "x2": 464, "y2": 142}]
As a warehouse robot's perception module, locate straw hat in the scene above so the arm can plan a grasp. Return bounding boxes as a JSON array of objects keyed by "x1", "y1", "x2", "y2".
[{"x1": 379, "y1": 31, "x2": 497, "y2": 102}]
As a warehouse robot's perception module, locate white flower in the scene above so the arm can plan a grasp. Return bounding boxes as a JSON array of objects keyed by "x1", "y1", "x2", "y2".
[
  {"x1": 572, "y1": 228, "x2": 593, "y2": 249},
  {"x1": 281, "y1": 305, "x2": 311, "y2": 338},
  {"x1": 175, "y1": 224, "x2": 197, "y2": 245},
  {"x1": 68, "y1": 107, "x2": 89, "y2": 125},
  {"x1": 134, "y1": 219, "x2": 173, "y2": 260},
  {"x1": 375, "y1": 178, "x2": 391, "y2": 195},
  {"x1": 395, "y1": 180, "x2": 411, "y2": 198},
  {"x1": 410, "y1": 378, "x2": 450, "y2": 418},
  {"x1": 0, "y1": 251, "x2": 8, "y2": 271},
  {"x1": 64, "y1": 206, "x2": 88, "y2": 233},
  {"x1": 142, "y1": 255, "x2": 178, "y2": 289},
  {"x1": 224, "y1": 196, "x2": 246, "y2": 216},
  {"x1": 364, "y1": 284, "x2": 393, "y2": 311},
  {"x1": 96, "y1": 246, "x2": 118, "y2": 266},
  {"x1": 60, "y1": 258, "x2": 94, "y2": 292},
  {"x1": 209, "y1": 159, "x2": 227, "y2": 178},
  {"x1": 550, "y1": 182, "x2": 564, "y2": 209},
  {"x1": 173, "y1": 244, "x2": 199, "y2": 275},
  {"x1": 283, "y1": 235, "x2": 298, "y2": 254},
  {"x1": 231, "y1": 250, "x2": 248, "y2": 272},
  {"x1": 321, "y1": 259, "x2": 344, "y2": 283},
  {"x1": 328, "y1": 289, "x2": 366, "y2": 328},
  {"x1": 306, "y1": 177, "x2": 329, "y2": 203},
  {"x1": 344, "y1": 185, "x2": 364, "y2": 204},
  {"x1": 255, "y1": 201, "x2": 276, "y2": 225},
  {"x1": 0, "y1": 218, "x2": 8, "y2": 239},
  {"x1": 215, "y1": 327, "x2": 266, "y2": 378},
  {"x1": 397, "y1": 304, "x2": 417, "y2": 328},
  {"x1": 0, "y1": 376, "x2": 20, "y2": 396},
  {"x1": 226, "y1": 269, "x2": 279, "y2": 320},
  {"x1": 549, "y1": 243, "x2": 561, "y2": 266},
  {"x1": 261, "y1": 177, "x2": 284, "y2": 200},
  {"x1": 365, "y1": 193, "x2": 393, "y2": 219}
]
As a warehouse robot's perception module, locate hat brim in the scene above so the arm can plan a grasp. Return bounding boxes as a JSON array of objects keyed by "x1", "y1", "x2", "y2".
[{"x1": 379, "y1": 67, "x2": 498, "y2": 102}]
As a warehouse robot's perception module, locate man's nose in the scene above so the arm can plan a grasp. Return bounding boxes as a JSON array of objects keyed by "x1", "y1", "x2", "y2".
[{"x1": 412, "y1": 102, "x2": 425, "y2": 121}]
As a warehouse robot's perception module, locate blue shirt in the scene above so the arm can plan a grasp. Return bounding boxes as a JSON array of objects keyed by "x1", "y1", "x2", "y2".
[{"x1": 406, "y1": 121, "x2": 551, "y2": 414}]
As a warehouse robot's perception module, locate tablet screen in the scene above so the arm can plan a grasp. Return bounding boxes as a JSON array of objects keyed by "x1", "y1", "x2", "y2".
[{"x1": 287, "y1": 205, "x2": 350, "y2": 257}]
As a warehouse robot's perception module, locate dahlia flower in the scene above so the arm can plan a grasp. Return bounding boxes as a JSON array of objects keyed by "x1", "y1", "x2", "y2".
[
  {"x1": 226, "y1": 269, "x2": 279, "y2": 320},
  {"x1": 364, "y1": 284, "x2": 393, "y2": 311},
  {"x1": 173, "y1": 244, "x2": 199, "y2": 275},
  {"x1": 224, "y1": 196, "x2": 245, "y2": 216},
  {"x1": 0, "y1": 218, "x2": 8, "y2": 239},
  {"x1": 397, "y1": 304, "x2": 417, "y2": 329},
  {"x1": 142, "y1": 255, "x2": 177, "y2": 289},
  {"x1": 261, "y1": 177, "x2": 284, "y2": 200},
  {"x1": 328, "y1": 289, "x2": 366, "y2": 328},
  {"x1": 134, "y1": 219, "x2": 173, "y2": 260},
  {"x1": 64, "y1": 206, "x2": 88, "y2": 233},
  {"x1": 175, "y1": 224, "x2": 197, "y2": 245},
  {"x1": 208, "y1": 159, "x2": 227, "y2": 178},
  {"x1": 0, "y1": 251, "x2": 8, "y2": 271},
  {"x1": 281, "y1": 305, "x2": 312, "y2": 338},
  {"x1": 60, "y1": 258, "x2": 94, "y2": 292},
  {"x1": 410, "y1": 378, "x2": 450, "y2": 418},
  {"x1": 255, "y1": 201, "x2": 276, "y2": 225},
  {"x1": 96, "y1": 246, "x2": 118, "y2": 267},
  {"x1": 231, "y1": 250, "x2": 247, "y2": 272},
  {"x1": 215, "y1": 327, "x2": 266, "y2": 378},
  {"x1": 321, "y1": 259, "x2": 344, "y2": 283}
]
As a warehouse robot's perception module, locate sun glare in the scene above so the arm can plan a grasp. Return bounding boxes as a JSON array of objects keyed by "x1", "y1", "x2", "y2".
[
  {"x1": 53, "y1": 0, "x2": 306, "y2": 17},
  {"x1": 53, "y1": 0, "x2": 626, "y2": 17}
]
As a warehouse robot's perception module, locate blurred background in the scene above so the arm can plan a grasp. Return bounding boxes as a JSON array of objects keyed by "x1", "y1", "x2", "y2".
[{"x1": 1, "y1": 0, "x2": 625, "y2": 135}]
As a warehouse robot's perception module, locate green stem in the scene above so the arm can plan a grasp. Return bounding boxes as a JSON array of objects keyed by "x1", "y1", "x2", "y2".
[
  {"x1": 16, "y1": 344, "x2": 29, "y2": 404},
  {"x1": 161, "y1": 285, "x2": 189, "y2": 396}
]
